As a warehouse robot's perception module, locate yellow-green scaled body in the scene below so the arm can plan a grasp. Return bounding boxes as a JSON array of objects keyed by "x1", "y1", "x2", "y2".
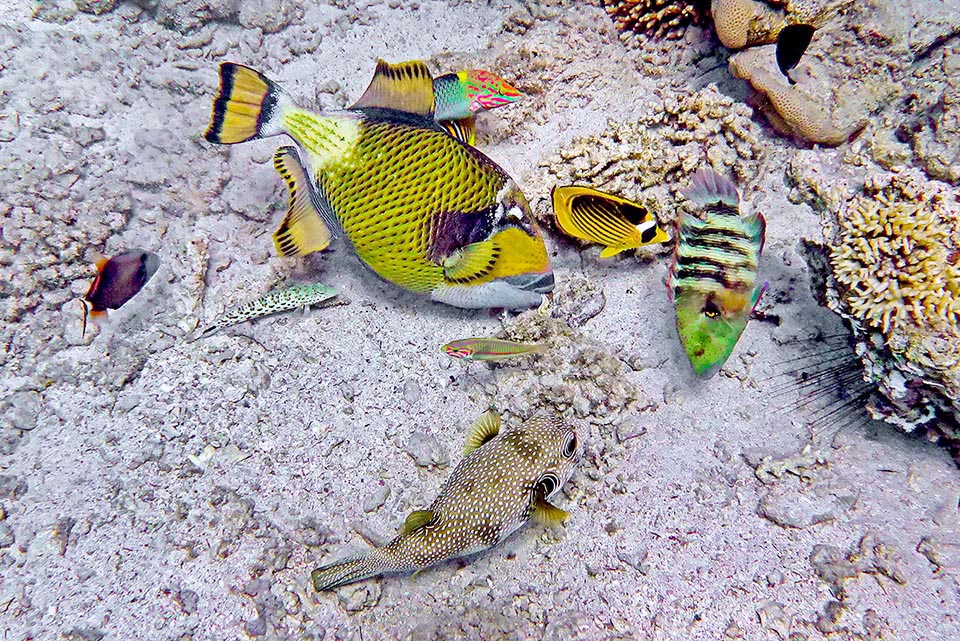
[
  {"x1": 205, "y1": 61, "x2": 553, "y2": 309},
  {"x1": 311, "y1": 412, "x2": 581, "y2": 591}
]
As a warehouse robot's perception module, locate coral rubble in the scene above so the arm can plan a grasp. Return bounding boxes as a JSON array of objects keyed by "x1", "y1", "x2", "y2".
[
  {"x1": 538, "y1": 84, "x2": 764, "y2": 239},
  {"x1": 790, "y1": 157, "x2": 960, "y2": 456}
]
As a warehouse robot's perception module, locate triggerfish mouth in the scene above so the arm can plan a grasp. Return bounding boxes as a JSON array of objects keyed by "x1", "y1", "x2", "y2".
[{"x1": 204, "y1": 59, "x2": 554, "y2": 310}]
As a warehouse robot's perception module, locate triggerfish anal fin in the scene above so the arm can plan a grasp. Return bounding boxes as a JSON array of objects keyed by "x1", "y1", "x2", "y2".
[
  {"x1": 352, "y1": 59, "x2": 436, "y2": 116},
  {"x1": 440, "y1": 116, "x2": 476, "y2": 145},
  {"x1": 463, "y1": 411, "x2": 501, "y2": 455},
  {"x1": 272, "y1": 146, "x2": 333, "y2": 257},
  {"x1": 442, "y1": 241, "x2": 500, "y2": 283}
]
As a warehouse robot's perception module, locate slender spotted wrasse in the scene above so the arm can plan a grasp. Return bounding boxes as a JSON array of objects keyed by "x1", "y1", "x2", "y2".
[{"x1": 194, "y1": 283, "x2": 337, "y2": 339}]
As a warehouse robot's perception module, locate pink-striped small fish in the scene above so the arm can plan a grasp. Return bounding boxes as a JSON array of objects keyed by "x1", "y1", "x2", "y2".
[{"x1": 442, "y1": 337, "x2": 546, "y2": 361}]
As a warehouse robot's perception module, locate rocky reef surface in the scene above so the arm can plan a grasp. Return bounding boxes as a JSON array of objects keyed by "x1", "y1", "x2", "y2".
[{"x1": 1, "y1": 1, "x2": 959, "y2": 640}]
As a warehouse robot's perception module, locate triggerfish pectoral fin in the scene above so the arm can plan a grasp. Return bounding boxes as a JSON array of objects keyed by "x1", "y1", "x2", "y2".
[
  {"x1": 442, "y1": 241, "x2": 499, "y2": 283},
  {"x1": 272, "y1": 146, "x2": 333, "y2": 257},
  {"x1": 351, "y1": 59, "x2": 436, "y2": 116}
]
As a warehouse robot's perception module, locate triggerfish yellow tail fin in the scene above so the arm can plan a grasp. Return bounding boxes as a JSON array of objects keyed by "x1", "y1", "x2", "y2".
[
  {"x1": 272, "y1": 146, "x2": 333, "y2": 257},
  {"x1": 205, "y1": 63, "x2": 292, "y2": 144},
  {"x1": 352, "y1": 59, "x2": 436, "y2": 116}
]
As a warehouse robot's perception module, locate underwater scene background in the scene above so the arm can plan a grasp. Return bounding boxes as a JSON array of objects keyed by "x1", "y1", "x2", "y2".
[{"x1": 1, "y1": 0, "x2": 959, "y2": 639}]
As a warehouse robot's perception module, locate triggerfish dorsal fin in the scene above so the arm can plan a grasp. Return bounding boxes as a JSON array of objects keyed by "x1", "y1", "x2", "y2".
[
  {"x1": 682, "y1": 170, "x2": 740, "y2": 210},
  {"x1": 441, "y1": 116, "x2": 476, "y2": 145},
  {"x1": 464, "y1": 411, "x2": 501, "y2": 455},
  {"x1": 272, "y1": 146, "x2": 333, "y2": 257},
  {"x1": 352, "y1": 59, "x2": 435, "y2": 116},
  {"x1": 399, "y1": 509, "x2": 436, "y2": 536},
  {"x1": 442, "y1": 240, "x2": 500, "y2": 283}
]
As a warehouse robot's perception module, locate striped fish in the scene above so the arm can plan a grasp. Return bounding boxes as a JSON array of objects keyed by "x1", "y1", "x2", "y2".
[
  {"x1": 551, "y1": 186, "x2": 670, "y2": 258},
  {"x1": 441, "y1": 337, "x2": 545, "y2": 361},
  {"x1": 194, "y1": 283, "x2": 337, "y2": 340},
  {"x1": 310, "y1": 412, "x2": 581, "y2": 591},
  {"x1": 669, "y1": 170, "x2": 766, "y2": 378}
]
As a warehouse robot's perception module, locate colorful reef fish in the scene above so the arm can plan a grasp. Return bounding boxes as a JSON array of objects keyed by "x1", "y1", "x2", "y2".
[
  {"x1": 669, "y1": 170, "x2": 766, "y2": 378},
  {"x1": 442, "y1": 337, "x2": 545, "y2": 361},
  {"x1": 194, "y1": 283, "x2": 337, "y2": 340},
  {"x1": 81, "y1": 250, "x2": 159, "y2": 337},
  {"x1": 551, "y1": 186, "x2": 670, "y2": 258},
  {"x1": 433, "y1": 69, "x2": 523, "y2": 144},
  {"x1": 311, "y1": 411, "x2": 581, "y2": 591},
  {"x1": 204, "y1": 60, "x2": 553, "y2": 310}
]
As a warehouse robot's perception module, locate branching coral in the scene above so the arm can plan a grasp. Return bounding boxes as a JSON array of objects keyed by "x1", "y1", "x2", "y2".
[
  {"x1": 790, "y1": 157, "x2": 960, "y2": 456},
  {"x1": 601, "y1": 0, "x2": 709, "y2": 39},
  {"x1": 830, "y1": 189, "x2": 960, "y2": 335},
  {"x1": 537, "y1": 84, "x2": 764, "y2": 232}
]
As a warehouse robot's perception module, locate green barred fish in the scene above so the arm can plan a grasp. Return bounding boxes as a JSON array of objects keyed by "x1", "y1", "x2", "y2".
[
  {"x1": 195, "y1": 283, "x2": 337, "y2": 339},
  {"x1": 311, "y1": 411, "x2": 581, "y2": 591},
  {"x1": 669, "y1": 170, "x2": 766, "y2": 378},
  {"x1": 441, "y1": 337, "x2": 545, "y2": 361},
  {"x1": 204, "y1": 60, "x2": 552, "y2": 310}
]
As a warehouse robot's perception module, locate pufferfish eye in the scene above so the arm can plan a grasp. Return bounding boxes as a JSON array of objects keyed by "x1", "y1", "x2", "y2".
[{"x1": 562, "y1": 432, "x2": 578, "y2": 459}]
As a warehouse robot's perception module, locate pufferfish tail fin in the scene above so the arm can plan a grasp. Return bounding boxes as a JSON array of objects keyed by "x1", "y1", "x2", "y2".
[
  {"x1": 205, "y1": 63, "x2": 293, "y2": 144},
  {"x1": 311, "y1": 553, "x2": 386, "y2": 592},
  {"x1": 682, "y1": 169, "x2": 740, "y2": 210}
]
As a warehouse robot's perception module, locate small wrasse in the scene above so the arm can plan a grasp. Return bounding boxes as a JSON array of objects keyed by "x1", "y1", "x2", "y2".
[
  {"x1": 311, "y1": 411, "x2": 581, "y2": 591},
  {"x1": 195, "y1": 283, "x2": 337, "y2": 340},
  {"x1": 551, "y1": 186, "x2": 670, "y2": 258},
  {"x1": 441, "y1": 337, "x2": 545, "y2": 361},
  {"x1": 669, "y1": 169, "x2": 766, "y2": 378},
  {"x1": 81, "y1": 250, "x2": 160, "y2": 337}
]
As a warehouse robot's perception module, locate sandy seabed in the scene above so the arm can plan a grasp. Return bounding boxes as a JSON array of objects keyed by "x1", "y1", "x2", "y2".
[{"x1": 1, "y1": 1, "x2": 959, "y2": 640}]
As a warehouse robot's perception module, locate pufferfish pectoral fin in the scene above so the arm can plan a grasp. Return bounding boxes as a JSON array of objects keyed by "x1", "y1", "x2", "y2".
[
  {"x1": 272, "y1": 146, "x2": 333, "y2": 257},
  {"x1": 464, "y1": 411, "x2": 501, "y2": 455},
  {"x1": 399, "y1": 509, "x2": 436, "y2": 536},
  {"x1": 352, "y1": 59, "x2": 436, "y2": 116},
  {"x1": 532, "y1": 495, "x2": 570, "y2": 527},
  {"x1": 440, "y1": 116, "x2": 476, "y2": 145},
  {"x1": 442, "y1": 240, "x2": 500, "y2": 283}
]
